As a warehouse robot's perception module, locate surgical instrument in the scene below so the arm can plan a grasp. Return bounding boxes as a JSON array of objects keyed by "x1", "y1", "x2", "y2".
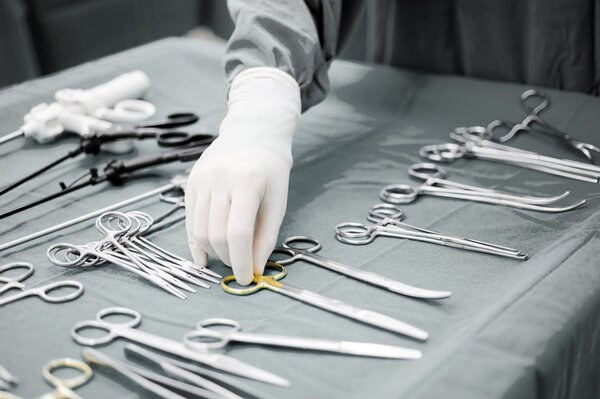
[
  {"x1": 0, "y1": 142, "x2": 213, "y2": 220},
  {"x1": 47, "y1": 211, "x2": 214, "y2": 299},
  {"x1": 72, "y1": 307, "x2": 289, "y2": 386},
  {"x1": 420, "y1": 126, "x2": 600, "y2": 183},
  {"x1": 125, "y1": 345, "x2": 275, "y2": 399},
  {"x1": 124, "y1": 211, "x2": 220, "y2": 279},
  {"x1": 0, "y1": 71, "x2": 153, "y2": 146},
  {"x1": 125, "y1": 344, "x2": 245, "y2": 399},
  {"x1": 40, "y1": 358, "x2": 92, "y2": 399},
  {"x1": 487, "y1": 89, "x2": 600, "y2": 161},
  {"x1": 153, "y1": 191, "x2": 186, "y2": 224},
  {"x1": 0, "y1": 365, "x2": 17, "y2": 391},
  {"x1": 184, "y1": 317, "x2": 422, "y2": 359},
  {"x1": 271, "y1": 236, "x2": 451, "y2": 299},
  {"x1": 336, "y1": 203, "x2": 528, "y2": 260},
  {"x1": 380, "y1": 163, "x2": 587, "y2": 212},
  {"x1": 0, "y1": 172, "x2": 188, "y2": 253},
  {"x1": 222, "y1": 263, "x2": 429, "y2": 341},
  {"x1": 0, "y1": 112, "x2": 207, "y2": 197},
  {"x1": 0, "y1": 262, "x2": 83, "y2": 307},
  {"x1": 83, "y1": 349, "x2": 188, "y2": 399}
]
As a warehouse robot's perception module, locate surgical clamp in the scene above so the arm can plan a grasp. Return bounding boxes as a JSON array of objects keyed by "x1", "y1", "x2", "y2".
[
  {"x1": 420, "y1": 126, "x2": 600, "y2": 184},
  {"x1": 380, "y1": 162, "x2": 586, "y2": 212},
  {"x1": 335, "y1": 203, "x2": 527, "y2": 260},
  {"x1": 487, "y1": 89, "x2": 600, "y2": 162}
]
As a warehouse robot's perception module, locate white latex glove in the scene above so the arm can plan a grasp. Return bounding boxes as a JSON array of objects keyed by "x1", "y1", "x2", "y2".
[{"x1": 186, "y1": 67, "x2": 301, "y2": 285}]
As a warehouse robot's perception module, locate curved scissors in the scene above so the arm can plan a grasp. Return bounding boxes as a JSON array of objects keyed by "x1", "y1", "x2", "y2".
[
  {"x1": 183, "y1": 318, "x2": 422, "y2": 359},
  {"x1": 271, "y1": 236, "x2": 451, "y2": 299},
  {"x1": 222, "y1": 263, "x2": 429, "y2": 340},
  {"x1": 71, "y1": 307, "x2": 288, "y2": 386},
  {"x1": 336, "y1": 204, "x2": 527, "y2": 260},
  {"x1": 40, "y1": 358, "x2": 92, "y2": 399},
  {"x1": 380, "y1": 163, "x2": 586, "y2": 212},
  {"x1": 0, "y1": 262, "x2": 83, "y2": 307},
  {"x1": 487, "y1": 89, "x2": 600, "y2": 161}
]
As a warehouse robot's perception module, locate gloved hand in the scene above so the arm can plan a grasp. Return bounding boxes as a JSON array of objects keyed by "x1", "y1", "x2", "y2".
[{"x1": 186, "y1": 67, "x2": 301, "y2": 285}]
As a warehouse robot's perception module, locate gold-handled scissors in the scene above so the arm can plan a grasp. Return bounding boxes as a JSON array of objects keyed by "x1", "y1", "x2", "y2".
[
  {"x1": 222, "y1": 263, "x2": 428, "y2": 341},
  {"x1": 39, "y1": 358, "x2": 92, "y2": 399}
]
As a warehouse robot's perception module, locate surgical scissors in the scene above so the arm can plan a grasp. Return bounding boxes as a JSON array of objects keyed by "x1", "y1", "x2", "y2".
[
  {"x1": 380, "y1": 163, "x2": 586, "y2": 212},
  {"x1": 71, "y1": 307, "x2": 289, "y2": 386},
  {"x1": 271, "y1": 236, "x2": 451, "y2": 299},
  {"x1": 222, "y1": 263, "x2": 429, "y2": 341},
  {"x1": 335, "y1": 204, "x2": 527, "y2": 260},
  {"x1": 487, "y1": 89, "x2": 600, "y2": 161},
  {"x1": 40, "y1": 358, "x2": 92, "y2": 399},
  {"x1": 184, "y1": 318, "x2": 422, "y2": 359},
  {"x1": 0, "y1": 262, "x2": 83, "y2": 307},
  {"x1": 420, "y1": 126, "x2": 600, "y2": 183}
]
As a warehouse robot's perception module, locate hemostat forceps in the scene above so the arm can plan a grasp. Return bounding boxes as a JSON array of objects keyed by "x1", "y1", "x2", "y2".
[
  {"x1": 380, "y1": 163, "x2": 586, "y2": 212},
  {"x1": 420, "y1": 126, "x2": 600, "y2": 183},
  {"x1": 335, "y1": 204, "x2": 527, "y2": 260},
  {"x1": 271, "y1": 236, "x2": 451, "y2": 299},
  {"x1": 47, "y1": 211, "x2": 218, "y2": 299},
  {"x1": 222, "y1": 263, "x2": 429, "y2": 341},
  {"x1": 184, "y1": 318, "x2": 422, "y2": 359},
  {"x1": 487, "y1": 89, "x2": 600, "y2": 162}
]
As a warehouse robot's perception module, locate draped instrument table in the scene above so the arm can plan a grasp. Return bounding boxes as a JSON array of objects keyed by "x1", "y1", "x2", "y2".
[{"x1": 1, "y1": 38, "x2": 598, "y2": 399}]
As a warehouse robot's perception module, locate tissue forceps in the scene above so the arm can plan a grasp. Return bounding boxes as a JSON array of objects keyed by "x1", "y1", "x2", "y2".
[
  {"x1": 487, "y1": 89, "x2": 600, "y2": 161},
  {"x1": 420, "y1": 126, "x2": 600, "y2": 183},
  {"x1": 222, "y1": 263, "x2": 429, "y2": 341},
  {"x1": 184, "y1": 318, "x2": 422, "y2": 359},
  {"x1": 380, "y1": 163, "x2": 586, "y2": 212},
  {"x1": 271, "y1": 236, "x2": 451, "y2": 299},
  {"x1": 39, "y1": 358, "x2": 92, "y2": 399},
  {"x1": 335, "y1": 204, "x2": 527, "y2": 260},
  {"x1": 0, "y1": 262, "x2": 83, "y2": 307},
  {"x1": 71, "y1": 307, "x2": 289, "y2": 386}
]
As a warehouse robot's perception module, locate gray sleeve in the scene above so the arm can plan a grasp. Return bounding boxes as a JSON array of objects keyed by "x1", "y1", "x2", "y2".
[{"x1": 224, "y1": 0, "x2": 342, "y2": 112}]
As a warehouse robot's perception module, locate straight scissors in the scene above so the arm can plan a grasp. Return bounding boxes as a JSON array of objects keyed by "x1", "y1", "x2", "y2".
[
  {"x1": 420, "y1": 127, "x2": 600, "y2": 184},
  {"x1": 39, "y1": 358, "x2": 92, "y2": 399},
  {"x1": 71, "y1": 307, "x2": 289, "y2": 387},
  {"x1": 271, "y1": 236, "x2": 451, "y2": 299},
  {"x1": 222, "y1": 263, "x2": 429, "y2": 341},
  {"x1": 487, "y1": 89, "x2": 600, "y2": 162},
  {"x1": 335, "y1": 204, "x2": 527, "y2": 260},
  {"x1": 380, "y1": 163, "x2": 586, "y2": 212},
  {"x1": 0, "y1": 262, "x2": 83, "y2": 307},
  {"x1": 184, "y1": 318, "x2": 422, "y2": 359}
]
